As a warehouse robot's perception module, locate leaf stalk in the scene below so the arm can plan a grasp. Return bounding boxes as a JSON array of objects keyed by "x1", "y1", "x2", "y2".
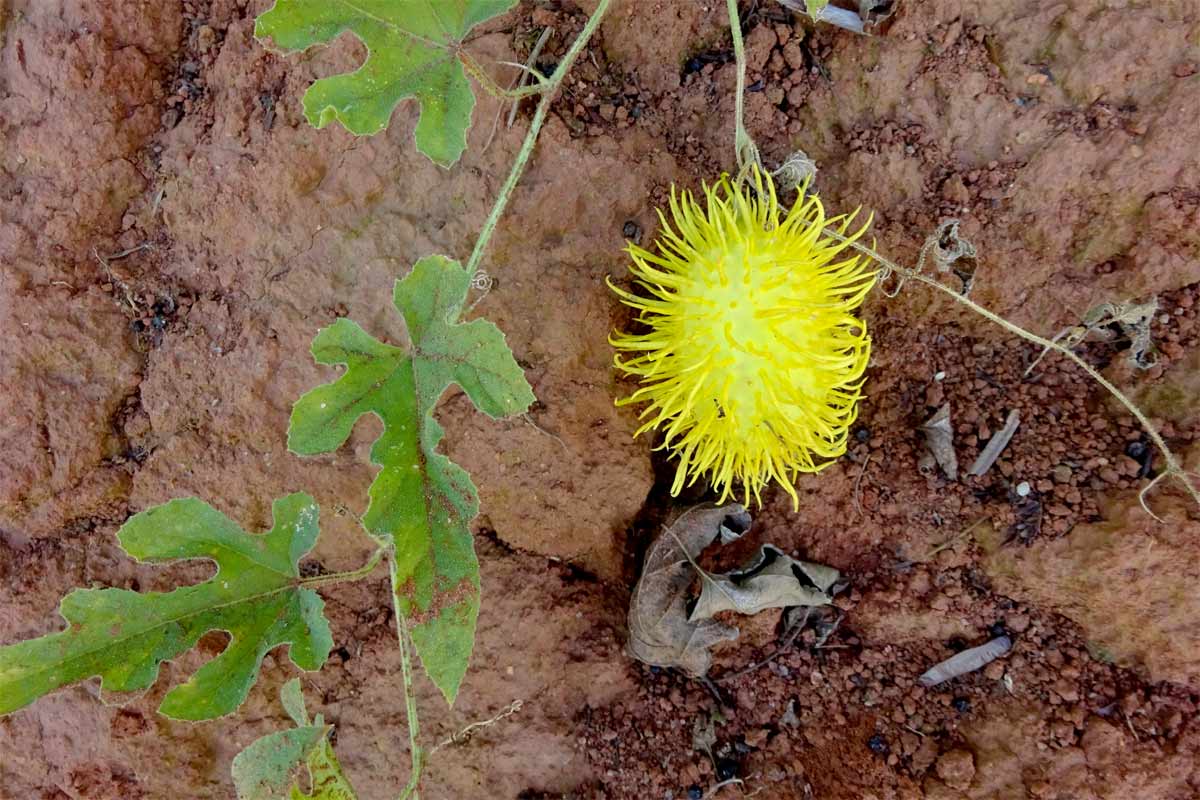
[
  {"x1": 392, "y1": 557, "x2": 424, "y2": 800},
  {"x1": 465, "y1": 0, "x2": 614, "y2": 278},
  {"x1": 725, "y1": 0, "x2": 760, "y2": 176},
  {"x1": 298, "y1": 546, "x2": 387, "y2": 589}
]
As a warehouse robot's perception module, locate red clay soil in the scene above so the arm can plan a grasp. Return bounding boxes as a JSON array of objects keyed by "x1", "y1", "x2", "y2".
[{"x1": 2, "y1": 1, "x2": 1199, "y2": 798}]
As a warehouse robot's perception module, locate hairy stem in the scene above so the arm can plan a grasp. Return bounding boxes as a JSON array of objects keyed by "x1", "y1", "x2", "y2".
[
  {"x1": 829, "y1": 229, "x2": 1200, "y2": 513},
  {"x1": 384, "y1": 5, "x2": 614, "y2": 797},
  {"x1": 298, "y1": 546, "x2": 386, "y2": 589},
  {"x1": 392, "y1": 557, "x2": 424, "y2": 800},
  {"x1": 725, "y1": 0, "x2": 760, "y2": 174},
  {"x1": 465, "y1": 0, "x2": 613, "y2": 277},
  {"x1": 458, "y1": 49, "x2": 550, "y2": 101}
]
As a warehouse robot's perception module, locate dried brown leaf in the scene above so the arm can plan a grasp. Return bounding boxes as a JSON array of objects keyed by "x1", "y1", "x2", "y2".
[
  {"x1": 691, "y1": 545, "x2": 838, "y2": 620},
  {"x1": 921, "y1": 404, "x2": 958, "y2": 480},
  {"x1": 627, "y1": 504, "x2": 838, "y2": 677},
  {"x1": 627, "y1": 505, "x2": 748, "y2": 676}
]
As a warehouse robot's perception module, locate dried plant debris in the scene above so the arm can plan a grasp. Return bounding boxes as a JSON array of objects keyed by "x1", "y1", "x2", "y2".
[
  {"x1": 922, "y1": 219, "x2": 977, "y2": 293},
  {"x1": 967, "y1": 409, "x2": 1020, "y2": 477},
  {"x1": 691, "y1": 715, "x2": 718, "y2": 758},
  {"x1": 919, "y1": 404, "x2": 959, "y2": 480},
  {"x1": 777, "y1": 1, "x2": 862, "y2": 33},
  {"x1": 627, "y1": 504, "x2": 839, "y2": 677},
  {"x1": 627, "y1": 505, "x2": 747, "y2": 676},
  {"x1": 858, "y1": 0, "x2": 897, "y2": 26},
  {"x1": 773, "y1": 150, "x2": 818, "y2": 193},
  {"x1": 777, "y1": 0, "x2": 896, "y2": 33},
  {"x1": 691, "y1": 545, "x2": 839, "y2": 620},
  {"x1": 918, "y1": 636, "x2": 1012, "y2": 688},
  {"x1": 1027, "y1": 298, "x2": 1159, "y2": 376}
]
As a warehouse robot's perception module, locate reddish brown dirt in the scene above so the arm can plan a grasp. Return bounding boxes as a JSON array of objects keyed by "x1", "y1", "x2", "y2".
[{"x1": 2, "y1": 1, "x2": 1199, "y2": 799}]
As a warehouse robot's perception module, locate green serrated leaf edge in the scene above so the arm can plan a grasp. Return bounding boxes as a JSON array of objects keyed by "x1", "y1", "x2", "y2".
[
  {"x1": 288, "y1": 255, "x2": 533, "y2": 703},
  {"x1": 234, "y1": 678, "x2": 358, "y2": 800},
  {"x1": 254, "y1": 0, "x2": 518, "y2": 166},
  {"x1": 0, "y1": 494, "x2": 332, "y2": 721},
  {"x1": 234, "y1": 724, "x2": 331, "y2": 800}
]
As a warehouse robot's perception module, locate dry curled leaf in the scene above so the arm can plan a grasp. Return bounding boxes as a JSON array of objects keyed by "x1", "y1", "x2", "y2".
[
  {"x1": 627, "y1": 504, "x2": 839, "y2": 677},
  {"x1": 924, "y1": 219, "x2": 977, "y2": 294},
  {"x1": 627, "y1": 505, "x2": 747, "y2": 676},
  {"x1": 1027, "y1": 297, "x2": 1159, "y2": 377},
  {"x1": 691, "y1": 545, "x2": 839, "y2": 620},
  {"x1": 920, "y1": 404, "x2": 959, "y2": 480},
  {"x1": 1093, "y1": 299, "x2": 1158, "y2": 369},
  {"x1": 773, "y1": 150, "x2": 818, "y2": 193}
]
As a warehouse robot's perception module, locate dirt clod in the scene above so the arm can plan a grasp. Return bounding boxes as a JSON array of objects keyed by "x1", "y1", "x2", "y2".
[{"x1": 935, "y1": 748, "x2": 976, "y2": 791}]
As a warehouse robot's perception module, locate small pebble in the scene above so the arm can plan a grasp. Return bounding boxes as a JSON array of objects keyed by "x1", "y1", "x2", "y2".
[{"x1": 1016, "y1": 481, "x2": 1031, "y2": 497}]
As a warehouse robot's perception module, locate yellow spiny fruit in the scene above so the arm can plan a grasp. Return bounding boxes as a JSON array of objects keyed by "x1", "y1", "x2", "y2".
[{"x1": 609, "y1": 167, "x2": 875, "y2": 508}]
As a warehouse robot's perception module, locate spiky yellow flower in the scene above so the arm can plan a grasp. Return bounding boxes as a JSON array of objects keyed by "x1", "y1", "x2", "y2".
[{"x1": 609, "y1": 167, "x2": 875, "y2": 508}]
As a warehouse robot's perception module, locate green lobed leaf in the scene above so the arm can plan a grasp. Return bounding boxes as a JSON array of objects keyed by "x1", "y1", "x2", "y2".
[
  {"x1": 233, "y1": 725, "x2": 330, "y2": 800},
  {"x1": 0, "y1": 494, "x2": 333, "y2": 721},
  {"x1": 293, "y1": 724, "x2": 357, "y2": 800},
  {"x1": 234, "y1": 679, "x2": 358, "y2": 800},
  {"x1": 289, "y1": 255, "x2": 533, "y2": 703},
  {"x1": 254, "y1": 0, "x2": 518, "y2": 166}
]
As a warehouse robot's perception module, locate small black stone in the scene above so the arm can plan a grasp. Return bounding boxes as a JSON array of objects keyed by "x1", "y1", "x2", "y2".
[
  {"x1": 952, "y1": 696, "x2": 971, "y2": 713},
  {"x1": 687, "y1": 786, "x2": 703, "y2": 800},
  {"x1": 988, "y1": 620, "x2": 1010, "y2": 639},
  {"x1": 1124, "y1": 439, "x2": 1155, "y2": 476},
  {"x1": 622, "y1": 220, "x2": 643, "y2": 244},
  {"x1": 867, "y1": 734, "x2": 889, "y2": 754},
  {"x1": 715, "y1": 758, "x2": 738, "y2": 781},
  {"x1": 855, "y1": 426, "x2": 871, "y2": 442},
  {"x1": 947, "y1": 636, "x2": 968, "y2": 652}
]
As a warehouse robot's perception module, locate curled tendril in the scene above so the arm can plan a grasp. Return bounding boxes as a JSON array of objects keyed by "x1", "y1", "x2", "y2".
[{"x1": 467, "y1": 269, "x2": 494, "y2": 312}]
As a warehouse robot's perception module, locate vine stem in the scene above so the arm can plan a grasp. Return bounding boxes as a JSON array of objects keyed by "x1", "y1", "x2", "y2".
[
  {"x1": 389, "y1": 5, "x2": 615, "y2": 797},
  {"x1": 465, "y1": 0, "x2": 614, "y2": 277},
  {"x1": 297, "y1": 546, "x2": 385, "y2": 589},
  {"x1": 392, "y1": 557, "x2": 424, "y2": 800},
  {"x1": 725, "y1": 0, "x2": 760, "y2": 175},
  {"x1": 828, "y1": 230, "x2": 1200, "y2": 515}
]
